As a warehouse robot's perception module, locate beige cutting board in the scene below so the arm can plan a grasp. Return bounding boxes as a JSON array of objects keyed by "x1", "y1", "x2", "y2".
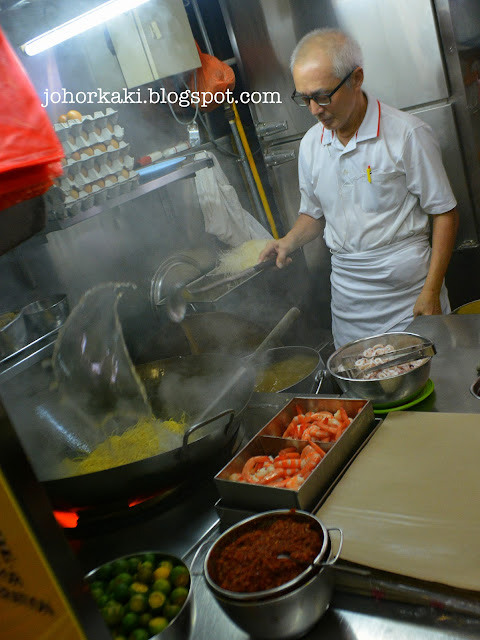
[{"x1": 316, "y1": 411, "x2": 480, "y2": 591}]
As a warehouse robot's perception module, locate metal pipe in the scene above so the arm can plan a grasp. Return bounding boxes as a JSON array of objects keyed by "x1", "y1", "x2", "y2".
[
  {"x1": 226, "y1": 113, "x2": 270, "y2": 231},
  {"x1": 191, "y1": 0, "x2": 214, "y2": 55}
]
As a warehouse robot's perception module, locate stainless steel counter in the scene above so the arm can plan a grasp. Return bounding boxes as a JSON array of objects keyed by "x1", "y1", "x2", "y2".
[
  {"x1": 3, "y1": 313, "x2": 479, "y2": 639},
  {"x1": 74, "y1": 381, "x2": 480, "y2": 640},
  {"x1": 406, "y1": 314, "x2": 480, "y2": 413}
]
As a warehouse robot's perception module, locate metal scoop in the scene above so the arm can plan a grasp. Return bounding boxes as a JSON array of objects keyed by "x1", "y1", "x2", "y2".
[{"x1": 166, "y1": 257, "x2": 277, "y2": 323}]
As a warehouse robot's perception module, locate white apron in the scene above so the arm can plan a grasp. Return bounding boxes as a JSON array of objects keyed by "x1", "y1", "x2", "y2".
[{"x1": 330, "y1": 235, "x2": 450, "y2": 348}]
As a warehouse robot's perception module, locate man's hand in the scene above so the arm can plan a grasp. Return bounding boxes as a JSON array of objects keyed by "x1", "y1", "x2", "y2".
[
  {"x1": 413, "y1": 288, "x2": 442, "y2": 317},
  {"x1": 258, "y1": 214, "x2": 323, "y2": 268},
  {"x1": 258, "y1": 238, "x2": 293, "y2": 269}
]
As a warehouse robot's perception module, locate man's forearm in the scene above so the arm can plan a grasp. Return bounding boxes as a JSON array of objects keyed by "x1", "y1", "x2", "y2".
[
  {"x1": 424, "y1": 208, "x2": 459, "y2": 293},
  {"x1": 283, "y1": 214, "x2": 323, "y2": 253}
]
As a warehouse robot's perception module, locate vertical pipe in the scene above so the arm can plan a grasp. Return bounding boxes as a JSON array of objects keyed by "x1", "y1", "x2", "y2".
[
  {"x1": 191, "y1": 0, "x2": 214, "y2": 55},
  {"x1": 226, "y1": 112, "x2": 270, "y2": 231}
]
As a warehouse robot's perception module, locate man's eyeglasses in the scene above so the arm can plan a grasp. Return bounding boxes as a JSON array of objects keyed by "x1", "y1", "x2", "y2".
[{"x1": 291, "y1": 69, "x2": 355, "y2": 107}]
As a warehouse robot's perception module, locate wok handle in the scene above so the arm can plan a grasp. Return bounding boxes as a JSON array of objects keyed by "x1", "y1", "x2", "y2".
[{"x1": 182, "y1": 409, "x2": 235, "y2": 449}]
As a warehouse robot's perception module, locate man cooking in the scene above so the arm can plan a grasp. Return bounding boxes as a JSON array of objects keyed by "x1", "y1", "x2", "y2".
[{"x1": 259, "y1": 28, "x2": 459, "y2": 348}]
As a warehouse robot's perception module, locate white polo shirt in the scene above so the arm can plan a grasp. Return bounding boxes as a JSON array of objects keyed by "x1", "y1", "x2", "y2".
[{"x1": 298, "y1": 92, "x2": 457, "y2": 254}]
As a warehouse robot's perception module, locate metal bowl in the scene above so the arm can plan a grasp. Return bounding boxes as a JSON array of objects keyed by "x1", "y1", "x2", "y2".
[
  {"x1": 327, "y1": 332, "x2": 433, "y2": 408},
  {"x1": 254, "y1": 346, "x2": 322, "y2": 394},
  {"x1": 0, "y1": 310, "x2": 27, "y2": 358},
  {"x1": 22, "y1": 294, "x2": 69, "y2": 337},
  {"x1": 204, "y1": 510, "x2": 342, "y2": 640},
  {"x1": 85, "y1": 551, "x2": 192, "y2": 640}
]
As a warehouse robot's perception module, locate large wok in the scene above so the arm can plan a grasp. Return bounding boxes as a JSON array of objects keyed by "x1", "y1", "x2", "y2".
[{"x1": 42, "y1": 353, "x2": 255, "y2": 509}]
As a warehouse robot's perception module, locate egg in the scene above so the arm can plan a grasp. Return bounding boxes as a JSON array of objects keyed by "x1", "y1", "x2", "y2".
[
  {"x1": 109, "y1": 139, "x2": 119, "y2": 149},
  {"x1": 58, "y1": 114, "x2": 68, "y2": 123},
  {"x1": 107, "y1": 122, "x2": 114, "y2": 132},
  {"x1": 121, "y1": 168, "x2": 129, "y2": 179},
  {"x1": 105, "y1": 174, "x2": 118, "y2": 184},
  {"x1": 81, "y1": 131, "x2": 89, "y2": 142},
  {"x1": 94, "y1": 126, "x2": 102, "y2": 135},
  {"x1": 83, "y1": 147, "x2": 94, "y2": 157},
  {"x1": 81, "y1": 168, "x2": 88, "y2": 177},
  {"x1": 93, "y1": 143, "x2": 107, "y2": 153},
  {"x1": 71, "y1": 152, "x2": 81, "y2": 161},
  {"x1": 84, "y1": 184, "x2": 93, "y2": 193},
  {"x1": 70, "y1": 189, "x2": 79, "y2": 199},
  {"x1": 95, "y1": 179, "x2": 105, "y2": 189},
  {"x1": 67, "y1": 110, "x2": 82, "y2": 121}
]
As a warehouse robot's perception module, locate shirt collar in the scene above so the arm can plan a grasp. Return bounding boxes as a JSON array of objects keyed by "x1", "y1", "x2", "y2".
[{"x1": 319, "y1": 91, "x2": 381, "y2": 147}]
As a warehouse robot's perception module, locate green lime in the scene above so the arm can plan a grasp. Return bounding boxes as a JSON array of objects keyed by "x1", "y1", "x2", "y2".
[
  {"x1": 90, "y1": 587, "x2": 104, "y2": 603},
  {"x1": 148, "y1": 617, "x2": 169, "y2": 634},
  {"x1": 127, "y1": 556, "x2": 141, "y2": 573},
  {"x1": 128, "y1": 593, "x2": 147, "y2": 613},
  {"x1": 170, "y1": 587, "x2": 188, "y2": 607},
  {"x1": 96, "y1": 593, "x2": 110, "y2": 608},
  {"x1": 112, "y1": 582, "x2": 131, "y2": 604},
  {"x1": 163, "y1": 603, "x2": 181, "y2": 620},
  {"x1": 96, "y1": 563, "x2": 113, "y2": 581},
  {"x1": 129, "y1": 582, "x2": 149, "y2": 595},
  {"x1": 137, "y1": 561, "x2": 153, "y2": 583},
  {"x1": 121, "y1": 611, "x2": 139, "y2": 634},
  {"x1": 112, "y1": 559, "x2": 131, "y2": 576},
  {"x1": 170, "y1": 566, "x2": 190, "y2": 588},
  {"x1": 113, "y1": 572, "x2": 133, "y2": 586},
  {"x1": 101, "y1": 601, "x2": 125, "y2": 627},
  {"x1": 138, "y1": 612, "x2": 152, "y2": 628},
  {"x1": 152, "y1": 578, "x2": 171, "y2": 596},
  {"x1": 141, "y1": 553, "x2": 156, "y2": 565},
  {"x1": 90, "y1": 580, "x2": 105, "y2": 591},
  {"x1": 148, "y1": 591, "x2": 166, "y2": 611},
  {"x1": 128, "y1": 629, "x2": 149, "y2": 640}
]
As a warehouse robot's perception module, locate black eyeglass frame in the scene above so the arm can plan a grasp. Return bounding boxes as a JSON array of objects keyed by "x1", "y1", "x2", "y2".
[{"x1": 291, "y1": 69, "x2": 355, "y2": 107}]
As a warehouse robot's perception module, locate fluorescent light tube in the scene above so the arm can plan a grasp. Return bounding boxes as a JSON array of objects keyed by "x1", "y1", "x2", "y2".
[{"x1": 21, "y1": 0, "x2": 151, "y2": 56}]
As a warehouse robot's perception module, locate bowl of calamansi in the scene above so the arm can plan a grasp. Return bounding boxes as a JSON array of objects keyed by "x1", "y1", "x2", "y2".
[{"x1": 85, "y1": 551, "x2": 192, "y2": 640}]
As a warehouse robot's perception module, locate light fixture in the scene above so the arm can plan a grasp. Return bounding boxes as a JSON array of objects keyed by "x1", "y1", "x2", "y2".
[{"x1": 21, "y1": 0, "x2": 151, "y2": 56}]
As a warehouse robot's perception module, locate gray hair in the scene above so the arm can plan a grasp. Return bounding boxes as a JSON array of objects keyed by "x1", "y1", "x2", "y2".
[{"x1": 290, "y1": 28, "x2": 363, "y2": 81}]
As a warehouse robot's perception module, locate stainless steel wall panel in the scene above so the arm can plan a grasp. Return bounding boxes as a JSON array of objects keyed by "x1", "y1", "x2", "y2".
[
  {"x1": 408, "y1": 102, "x2": 477, "y2": 243},
  {"x1": 299, "y1": 0, "x2": 449, "y2": 109},
  {"x1": 221, "y1": 0, "x2": 449, "y2": 142}
]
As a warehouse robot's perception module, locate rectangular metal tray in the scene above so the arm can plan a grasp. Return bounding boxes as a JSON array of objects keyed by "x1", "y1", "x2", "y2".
[{"x1": 214, "y1": 396, "x2": 375, "y2": 512}]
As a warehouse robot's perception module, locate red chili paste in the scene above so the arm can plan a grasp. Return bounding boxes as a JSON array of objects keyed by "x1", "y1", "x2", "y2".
[{"x1": 213, "y1": 518, "x2": 322, "y2": 592}]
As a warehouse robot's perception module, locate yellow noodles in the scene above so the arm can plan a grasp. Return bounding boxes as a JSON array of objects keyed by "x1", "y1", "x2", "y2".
[
  {"x1": 63, "y1": 414, "x2": 187, "y2": 476},
  {"x1": 216, "y1": 239, "x2": 270, "y2": 275}
]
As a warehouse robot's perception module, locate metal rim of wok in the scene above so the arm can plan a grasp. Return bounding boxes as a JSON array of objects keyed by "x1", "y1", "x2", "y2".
[{"x1": 42, "y1": 353, "x2": 256, "y2": 509}]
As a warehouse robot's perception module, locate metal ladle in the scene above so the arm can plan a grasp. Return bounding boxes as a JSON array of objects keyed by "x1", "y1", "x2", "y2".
[{"x1": 165, "y1": 257, "x2": 277, "y2": 323}]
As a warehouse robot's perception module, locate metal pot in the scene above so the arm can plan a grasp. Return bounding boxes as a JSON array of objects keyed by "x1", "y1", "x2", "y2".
[
  {"x1": 326, "y1": 332, "x2": 433, "y2": 408},
  {"x1": 253, "y1": 346, "x2": 324, "y2": 394},
  {"x1": 204, "y1": 510, "x2": 342, "y2": 640},
  {"x1": 42, "y1": 353, "x2": 255, "y2": 508}
]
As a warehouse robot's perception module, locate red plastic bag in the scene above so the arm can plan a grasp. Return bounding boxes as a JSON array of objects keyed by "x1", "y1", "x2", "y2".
[
  {"x1": 190, "y1": 41, "x2": 235, "y2": 112},
  {"x1": 0, "y1": 27, "x2": 64, "y2": 211}
]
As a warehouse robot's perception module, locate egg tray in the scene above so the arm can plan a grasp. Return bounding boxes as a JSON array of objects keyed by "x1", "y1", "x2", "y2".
[
  {"x1": 48, "y1": 108, "x2": 138, "y2": 221},
  {"x1": 46, "y1": 175, "x2": 139, "y2": 221},
  {"x1": 214, "y1": 397, "x2": 375, "y2": 511}
]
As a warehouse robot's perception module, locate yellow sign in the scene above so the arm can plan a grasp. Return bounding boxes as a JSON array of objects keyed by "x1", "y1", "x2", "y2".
[{"x1": 0, "y1": 468, "x2": 87, "y2": 640}]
